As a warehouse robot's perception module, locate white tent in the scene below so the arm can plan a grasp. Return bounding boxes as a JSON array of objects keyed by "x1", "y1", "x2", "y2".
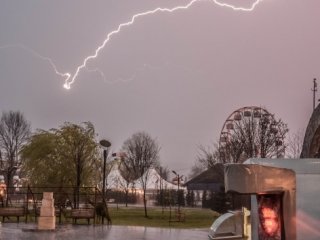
[
  {"x1": 106, "y1": 164, "x2": 132, "y2": 190},
  {"x1": 133, "y1": 168, "x2": 185, "y2": 191},
  {"x1": 106, "y1": 166, "x2": 183, "y2": 191}
]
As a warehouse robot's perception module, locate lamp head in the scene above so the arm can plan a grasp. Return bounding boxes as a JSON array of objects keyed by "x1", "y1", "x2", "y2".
[{"x1": 100, "y1": 139, "x2": 111, "y2": 148}]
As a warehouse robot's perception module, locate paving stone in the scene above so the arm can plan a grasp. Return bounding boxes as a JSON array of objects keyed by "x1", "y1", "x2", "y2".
[{"x1": 0, "y1": 224, "x2": 209, "y2": 240}]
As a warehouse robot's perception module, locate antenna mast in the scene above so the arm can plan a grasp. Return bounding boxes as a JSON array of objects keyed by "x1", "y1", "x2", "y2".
[{"x1": 312, "y1": 78, "x2": 317, "y2": 110}]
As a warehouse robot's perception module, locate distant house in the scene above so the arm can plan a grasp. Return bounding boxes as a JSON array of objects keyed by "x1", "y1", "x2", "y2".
[
  {"x1": 185, "y1": 163, "x2": 224, "y2": 192},
  {"x1": 185, "y1": 163, "x2": 249, "y2": 211}
]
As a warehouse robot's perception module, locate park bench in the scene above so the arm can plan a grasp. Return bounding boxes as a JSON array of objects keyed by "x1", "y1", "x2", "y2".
[
  {"x1": 0, "y1": 207, "x2": 25, "y2": 223},
  {"x1": 71, "y1": 208, "x2": 95, "y2": 224}
]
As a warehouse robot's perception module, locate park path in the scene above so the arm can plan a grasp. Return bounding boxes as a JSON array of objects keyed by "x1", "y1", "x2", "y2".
[{"x1": 0, "y1": 223, "x2": 208, "y2": 240}]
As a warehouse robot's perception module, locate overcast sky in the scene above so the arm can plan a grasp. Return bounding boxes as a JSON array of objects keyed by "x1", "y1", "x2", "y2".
[{"x1": 0, "y1": 0, "x2": 319, "y2": 176}]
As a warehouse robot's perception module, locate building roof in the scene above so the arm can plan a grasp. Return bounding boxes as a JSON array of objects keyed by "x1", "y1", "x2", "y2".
[{"x1": 185, "y1": 163, "x2": 224, "y2": 191}]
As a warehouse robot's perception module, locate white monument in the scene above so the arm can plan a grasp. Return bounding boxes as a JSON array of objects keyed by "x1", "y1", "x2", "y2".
[{"x1": 38, "y1": 192, "x2": 56, "y2": 230}]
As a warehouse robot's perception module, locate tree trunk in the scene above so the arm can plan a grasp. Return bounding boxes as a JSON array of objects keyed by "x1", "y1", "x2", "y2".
[
  {"x1": 73, "y1": 188, "x2": 77, "y2": 208},
  {"x1": 5, "y1": 171, "x2": 12, "y2": 206},
  {"x1": 102, "y1": 197, "x2": 112, "y2": 225},
  {"x1": 125, "y1": 190, "x2": 128, "y2": 207},
  {"x1": 143, "y1": 190, "x2": 148, "y2": 218},
  {"x1": 76, "y1": 155, "x2": 81, "y2": 208}
]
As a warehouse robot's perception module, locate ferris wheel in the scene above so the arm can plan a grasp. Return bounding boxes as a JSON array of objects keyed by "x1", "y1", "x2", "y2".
[{"x1": 218, "y1": 106, "x2": 284, "y2": 163}]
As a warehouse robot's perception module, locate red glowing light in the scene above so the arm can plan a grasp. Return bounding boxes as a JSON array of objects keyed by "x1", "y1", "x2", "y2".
[
  {"x1": 262, "y1": 207, "x2": 277, "y2": 219},
  {"x1": 261, "y1": 207, "x2": 279, "y2": 235},
  {"x1": 258, "y1": 195, "x2": 282, "y2": 239}
]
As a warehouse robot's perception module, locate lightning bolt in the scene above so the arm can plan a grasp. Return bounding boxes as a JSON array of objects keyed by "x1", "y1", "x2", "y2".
[
  {"x1": 85, "y1": 63, "x2": 158, "y2": 84},
  {"x1": 1, "y1": 0, "x2": 264, "y2": 90},
  {"x1": 63, "y1": 0, "x2": 263, "y2": 89},
  {"x1": 0, "y1": 44, "x2": 70, "y2": 82}
]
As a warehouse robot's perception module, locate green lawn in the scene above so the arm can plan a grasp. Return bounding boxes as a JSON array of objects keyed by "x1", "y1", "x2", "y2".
[
  {"x1": 1, "y1": 205, "x2": 218, "y2": 229},
  {"x1": 108, "y1": 206, "x2": 218, "y2": 229}
]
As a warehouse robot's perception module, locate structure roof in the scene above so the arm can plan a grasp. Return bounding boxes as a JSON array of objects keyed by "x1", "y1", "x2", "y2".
[
  {"x1": 185, "y1": 163, "x2": 224, "y2": 191},
  {"x1": 106, "y1": 165, "x2": 182, "y2": 190}
]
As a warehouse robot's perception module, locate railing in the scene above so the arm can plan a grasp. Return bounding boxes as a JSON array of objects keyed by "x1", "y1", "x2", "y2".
[{"x1": 0, "y1": 186, "x2": 99, "y2": 224}]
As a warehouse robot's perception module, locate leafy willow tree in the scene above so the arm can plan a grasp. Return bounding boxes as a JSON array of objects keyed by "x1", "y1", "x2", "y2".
[
  {"x1": 21, "y1": 122, "x2": 101, "y2": 207},
  {"x1": 0, "y1": 111, "x2": 31, "y2": 190},
  {"x1": 21, "y1": 131, "x2": 60, "y2": 186},
  {"x1": 121, "y1": 131, "x2": 160, "y2": 218}
]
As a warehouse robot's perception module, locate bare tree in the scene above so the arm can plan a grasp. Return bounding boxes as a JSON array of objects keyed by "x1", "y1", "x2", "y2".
[
  {"x1": 220, "y1": 112, "x2": 288, "y2": 163},
  {"x1": 286, "y1": 130, "x2": 304, "y2": 158},
  {"x1": 0, "y1": 111, "x2": 31, "y2": 190},
  {"x1": 188, "y1": 143, "x2": 220, "y2": 179},
  {"x1": 188, "y1": 162, "x2": 206, "y2": 180},
  {"x1": 118, "y1": 160, "x2": 135, "y2": 207},
  {"x1": 155, "y1": 165, "x2": 169, "y2": 181},
  {"x1": 121, "y1": 132, "x2": 160, "y2": 218},
  {"x1": 197, "y1": 143, "x2": 220, "y2": 168}
]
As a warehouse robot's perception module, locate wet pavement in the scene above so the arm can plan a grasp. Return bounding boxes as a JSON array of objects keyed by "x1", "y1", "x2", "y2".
[{"x1": 0, "y1": 223, "x2": 209, "y2": 240}]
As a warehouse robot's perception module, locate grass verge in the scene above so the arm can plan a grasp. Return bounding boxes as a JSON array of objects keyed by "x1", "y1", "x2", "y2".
[
  {"x1": 108, "y1": 206, "x2": 218, "y2": 229},
  {"x1": 0, "y1": 206, "x2": 218, "y2": 229}
]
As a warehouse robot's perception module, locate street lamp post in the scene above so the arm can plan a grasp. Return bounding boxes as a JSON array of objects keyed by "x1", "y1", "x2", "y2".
[
  {"x1": 100, "y1": 140, "x2": 111, "y2": 200},
  {"x1": 172, "y1": 170, "x2": 181, "y2": 214},
  {"x1": 312, "y1": 78, "x2": 317, "y2": 110},
  {"x1": 100, "y1": 139, "x2": 111, "y2": 225},
  {"x1": 103, "y1": 149, "x2": 107, "y2": 197}
]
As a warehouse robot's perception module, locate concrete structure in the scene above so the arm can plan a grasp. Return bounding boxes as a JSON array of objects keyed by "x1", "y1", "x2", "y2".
[
  {"x1": 301, "y1": 104, "x2": 320, "y2": 157},
  {"x1": 209, "y1": 106, "x2": 320, "y2": 239},
  {"x1": 38, "y1": 192, "x2": 56, "y2": 230}
]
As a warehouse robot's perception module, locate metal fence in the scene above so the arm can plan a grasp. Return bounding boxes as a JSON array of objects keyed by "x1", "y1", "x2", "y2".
[{"x1": 0, "y1": 186, "x2": 99, "y2": 224}]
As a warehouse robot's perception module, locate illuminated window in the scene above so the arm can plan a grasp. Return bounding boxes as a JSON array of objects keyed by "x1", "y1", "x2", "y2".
[{"x1": 257, "y1": 194, "x2": 282, "y2": 240}]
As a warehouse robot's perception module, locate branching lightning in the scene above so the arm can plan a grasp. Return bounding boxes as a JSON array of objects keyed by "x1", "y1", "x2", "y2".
[
  {"x1": 85, "y1": 63, "x2": 157, "y2": 84},
  {"x1": 0, "y1": 44, "x2": 70, "y2": 81},
  {"x1": 1, "y1": 0, "x2": 264, "y2": 90},
  {"x1": 63, "y1": 0, "x2": 263, "y2": 89}
]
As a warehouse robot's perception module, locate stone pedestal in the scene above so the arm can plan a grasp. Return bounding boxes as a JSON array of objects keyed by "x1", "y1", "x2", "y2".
[{"x1": 38, "y1": 192, "x2": 56, "y2": 230}]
